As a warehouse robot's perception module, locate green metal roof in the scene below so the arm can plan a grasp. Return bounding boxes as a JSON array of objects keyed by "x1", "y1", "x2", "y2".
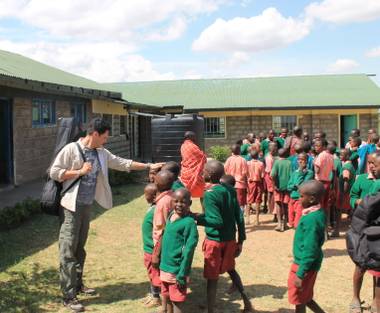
[
  {"x1": 0, "y1": 49, "x2": 111, "y2": 92},
  {"x1": 105, "y1": 74, "x2": 380, "y2": 111}
]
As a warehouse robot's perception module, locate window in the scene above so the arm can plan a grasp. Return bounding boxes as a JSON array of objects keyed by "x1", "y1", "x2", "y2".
[
  {"x1": 204, "y1": 117, "x2": 226, "y2": 138},
  {"x1": 70, "y1": 102, "x2": 87, "y2": 124},
  {"x1": 101, "y1": 114, "x2": 113, "y2": 136},
  {"x1": 120, "y1": 115, "x2": 127, "y2": 134},
  {"x1": 272, "y1": 115, "x2": 297, "y2": 132},
  {"x1": 32, "y1": 99, "x2": 56, "y2": 127}
]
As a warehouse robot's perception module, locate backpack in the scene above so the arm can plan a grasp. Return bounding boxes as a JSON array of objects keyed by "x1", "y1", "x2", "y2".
[
  {"x1": 40, "y1": 118, "x2": 85, "y2": 216},
  {"x1": 346, "y1": 193, "x2": 380, "y2": 270}
]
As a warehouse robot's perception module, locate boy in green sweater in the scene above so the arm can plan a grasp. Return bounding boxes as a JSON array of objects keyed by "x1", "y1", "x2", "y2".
[
  {"x1": 159, "y1": 188, "x2": 198, "y2": 313},
  {"x1": 161, "y1": 161, "x2": 185, "y2": 191},
  {"x1": 287, "y1": 153, "x2": 314, "y2": 228},
  {"x1": 271, "y1": 148, "x2": 292, "y2": 232},
  {"x1": 195, "y1": 160, "x2": 252, "y2": 313},
  {"x1": 288, "y1": 180, "x2": 326, "y2": 313},
  {"x1": 141, "y1": 183, "x2": 161, "y2": 308}
]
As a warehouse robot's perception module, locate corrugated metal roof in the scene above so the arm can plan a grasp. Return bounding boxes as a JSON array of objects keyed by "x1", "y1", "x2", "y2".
[
  {"x1": 105, "y1": 74, "x2": 380, "y2": 110},
  {"x1": 0, "y1": 49, "x2": 110, "y2": 92}
]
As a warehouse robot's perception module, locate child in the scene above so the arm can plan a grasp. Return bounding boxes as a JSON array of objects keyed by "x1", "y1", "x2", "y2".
[
  {"x1": 264, "y1": 142, "x2": 278, "y2": 216},
  {"x1": 358, "y1": 134, "x2": 379, "y2": 174},
  {"x1": 349, "y1": 153, "x2": 377, "y2": 313},
  {"x1": 196, "y1": 160, "x2": 253, "y2": 313},
  {"x1": 246, "y1": 149, "x2": 265, "y2": 225},
  {"x1": 224, "y1": 144, "x2": 248, "y2": 211},
  {"x1": 152, "y1": 170, "x2": 175, "y2": 268},
  {"x1": 349, "y1": 136, "x2": 361, "y2": 173},
  {"x1": 271, "y1": 148, "x2": 292, "y2": 232},
  {"x1": 331, "y1": 149, "x2": 355, "y2": 238},
  {"x1": 161, "y1": 161, "x2": 185, "y2": 191},
  {"x1": 288, "y1": 143, "x2": 304, "y2": 172},
  {"x1": 287, "y1": 180, "x2": 326, "y2": 313},
  {"x1": 149, "y1": 167, "x2": 160, "y2": 183},
  {"x1": 287, "y1": 153, "x2": 314, "y2": 228},
  {"x1": 141, "y1": 183, "x2": 161, "y2": 308},
  {"x1": 159, "y1": 188, "x2": 199, "y2": 313},
  {"x1": 313, "y1": 140, "x2": 334, "y2": 222}
]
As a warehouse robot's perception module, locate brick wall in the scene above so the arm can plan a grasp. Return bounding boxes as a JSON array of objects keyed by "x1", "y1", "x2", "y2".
[{"x1": 360, "y1": 113, "x2": 379, "y2": 138}]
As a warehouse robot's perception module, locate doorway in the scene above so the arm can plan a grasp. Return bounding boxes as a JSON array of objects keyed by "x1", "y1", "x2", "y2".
[
  {"x1": 0, "y1": 98, "x2": 14, "y2": 186},
  {"x1": 340, "y1": 115, "x2": 357, "y2": 148}
]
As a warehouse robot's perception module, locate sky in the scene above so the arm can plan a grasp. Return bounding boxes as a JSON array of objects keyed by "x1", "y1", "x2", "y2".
[{"x1": 0, "y1": 0, "x2": 380, "y2": 85}]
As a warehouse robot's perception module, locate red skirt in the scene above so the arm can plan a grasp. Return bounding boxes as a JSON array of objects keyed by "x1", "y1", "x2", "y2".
[
  {"x1": 288, "y1": 263, "x2": 318, "y2": 305},
  {"x1": 236, "y1": 188, "x2": 247, "y2": 206},
  {"x1": 247, "y1": 181, "x2": 263, "y2": 204},
  {"x1": 264, "y1": 173, "x2": 274, "y2": 193}
]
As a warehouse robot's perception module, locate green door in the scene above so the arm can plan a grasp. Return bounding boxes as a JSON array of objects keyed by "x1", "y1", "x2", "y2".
[{"x1": 341, "y1": 115, "x2": 357, "y2": 148}]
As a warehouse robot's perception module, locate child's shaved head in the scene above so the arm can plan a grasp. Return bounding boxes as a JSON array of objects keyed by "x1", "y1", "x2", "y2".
[
  {"x1": 162, "y1": 161, "x2": 180, "y2": 179},
  {"x1": 278, "y1": 148, "x2": 288, "y2": 158},
  {"x1": 231, "y1": 144, "x2": 241, "y2": 155},
  {"x1": 220, "y1": 174, "x2": 236, "y2": 187},
  {"x1": 299, "y1": 180, "x2": 325, "y2": 202},
  {"x1": 155, "y1": 170, "x2": 175, "y2": 192},
  {"x1": 204, "y1": 160, "x2": 225, "y2": 183},
  {"x1": 173, "y1": 188, "x2": 191, "y2": 202},
  {"x1": 144, "y1": 183, "x2": 157, "y2": 204}
]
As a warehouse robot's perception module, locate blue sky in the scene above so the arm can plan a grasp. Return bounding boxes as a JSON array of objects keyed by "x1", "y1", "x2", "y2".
[{"x1": 0, "y1": 0, "x2": 380, "y2": 84}]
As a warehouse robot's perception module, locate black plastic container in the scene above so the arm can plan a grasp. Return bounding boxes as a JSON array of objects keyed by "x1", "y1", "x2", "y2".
[{"x1": 151, "y1": 114, "x2": 204, "y2": 163}]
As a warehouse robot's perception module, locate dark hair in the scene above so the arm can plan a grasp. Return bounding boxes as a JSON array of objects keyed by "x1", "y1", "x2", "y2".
[
  {"x1": 371, "y1": 134, "x2": 380, "y2": 144},
  {"x1": 220, "y1": 174, "x2": 236, "y2": 187},
  {"x1": 87, "y1": 117, "x2": 111, "y2": 135},
  {"x1": 351, "y1": 136, "x2": 362, "y2": 146},
  {"x1": 162, "y1": 161, "x2": 180, "y2": 178}
]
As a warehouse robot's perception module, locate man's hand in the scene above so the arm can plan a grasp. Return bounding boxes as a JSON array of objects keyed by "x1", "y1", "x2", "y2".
[
  {"x1": 80, "y1": 162, "x2": 92, "y2": 176},
  {"x1": 294, "y1": 276, "x2": 303, "y2": 289},
  {"x1": 235, "y1": 243, "x2": 243, "y2": 258},
  {"x1": 150, "y1": 163, "x2": 165, "y2": 171}
]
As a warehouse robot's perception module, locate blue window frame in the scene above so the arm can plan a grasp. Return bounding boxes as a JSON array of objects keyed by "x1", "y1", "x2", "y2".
[
  {"x1": 70, "y1": 102, "x2": 87, "y2": 124},
  {"x1": 32, "y1": 99, "x2": 56, "y2": 127}
]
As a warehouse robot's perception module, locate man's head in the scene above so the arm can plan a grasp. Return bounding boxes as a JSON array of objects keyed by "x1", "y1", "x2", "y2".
[
  {"x1": 87, "y1": 118, "x2": 111, "y2": 148},
  {"x1": 351, "y1": 128, "x2": 360, "y2": 137},
  {"x1": 220, "y1": 174, "x2": 236, "y2": 187},
  {"x1": 268, "y1": 129, "x2": 276, "y2": 141},
  {"x1": 350, "y1": 136, "x2": 362, "y2": 148},
  {"x1": 280, "y1": 128, "x2": 289, "y2": 138},
  {"x1": 172, "y1": 188, "x2": 192, "y2": 217},
  {"x1": 184, "y1": 131, "x2": 196, "y2": 142},
  {"x1": 155, "y1": 170, "x2": 175, "y2": 192},
  {"x1": 299, "y1": 180, "x2": 325, "y2": 209},
  {"x1": 231, "y1": 144, "x2": 241, "y2": 155},
  {"x1": 247, "y1": 133, "x2": 256, "y2": 143},
  {"x1": 144, "y1": 183, "x2": 157, "y2": 204},
  {"x1": 293, "y1": 126, "x2": 303, "y2": 137},
  {"x1": 204, "y1": 160, "x2": 225, "y2": 183},
  {"x1": 161, "y1": 161, "x2": 180, "y2": 180}
]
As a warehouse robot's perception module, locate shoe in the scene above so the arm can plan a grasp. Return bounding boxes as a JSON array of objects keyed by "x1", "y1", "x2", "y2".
[
  {"x1": 77, "y1": 285, "x2": 96, "y2": 296},
  {"x1": 141, "y1": 293, "x2": 153, "y2": 304},
  {"x1": 144, "y1": 296, "x2": 161, "y2": 308},
  {"x1": 63, "y1": 298, "x2": 85, "y2": 312}
]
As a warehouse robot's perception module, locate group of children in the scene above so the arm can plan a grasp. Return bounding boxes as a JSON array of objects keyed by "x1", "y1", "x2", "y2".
[{"x1": 138, "y1": 126, "x2": 380, "y2": 313}]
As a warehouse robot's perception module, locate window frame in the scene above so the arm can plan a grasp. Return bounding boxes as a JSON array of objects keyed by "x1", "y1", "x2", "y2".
[
  {"x1": 272, "y1": 115, "x2": 297, "y2": 133},
  {"x1": 204, "y1": 116, "x2": 226, "y2": 139},
  {"x1": 70, "y1": 102, "x2": 87, "y2": 124},
  {"x1": 101, "y1": 113, "x2": 113, "y2": 136},
  {"x1": 32, "y1": 98, "x2": 56, "y2": 127}
]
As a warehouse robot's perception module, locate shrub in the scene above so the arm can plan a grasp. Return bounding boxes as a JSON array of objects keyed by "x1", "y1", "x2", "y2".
[
  {"x1": 0, "y1": 198, "x2": 41, "y2": 231},
  {"x1": 209, "y1": 145, "x2": 230, "y2": 163}
]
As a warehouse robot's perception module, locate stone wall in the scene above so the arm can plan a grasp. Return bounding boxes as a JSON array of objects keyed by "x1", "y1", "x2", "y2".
[{"x1": 360, "y1": 113, "x2": 379, "y2": 138}]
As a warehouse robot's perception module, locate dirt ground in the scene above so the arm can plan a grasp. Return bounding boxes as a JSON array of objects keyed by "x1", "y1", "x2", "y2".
[{"x1": 0, "y1": 184, "x2": 375, "y2": 313}]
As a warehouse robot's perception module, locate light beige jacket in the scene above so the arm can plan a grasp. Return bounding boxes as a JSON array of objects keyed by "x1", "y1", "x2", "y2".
[{"x1": 49, "y1": 139, "x2": 132, "y2": 212}]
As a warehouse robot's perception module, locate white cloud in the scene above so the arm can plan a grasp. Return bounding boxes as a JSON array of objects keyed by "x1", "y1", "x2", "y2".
[
  {"x1": 223, "y1": 52, "x2": 250, "y2": 67},
  {"x1": 366, "y1": 47, "x2": 380, "y2": 58},
  {"x1": 327, "y1": 59, "x2": 359, "y2": 73},
  {"x1": 305, "y1": 0, "x2": 380, "y2": 24},
  {"x1": 192, "y1": 8, "x2": 311, "y2": 53},
  {"x1": 0, "y1": 40, "x2": 175, "y2": 82},
  {"x1": 146, "y1": 16, "x2": 187, "y2": 41}
]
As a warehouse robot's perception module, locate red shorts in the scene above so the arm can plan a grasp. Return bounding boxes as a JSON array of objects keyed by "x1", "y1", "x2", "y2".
[
  {"x1": 247, "y1": 181, "x2": 263, "y2": 204},
  {"x1": 336, "y1": 190, "x2": 351, "y2": 212},
  {"x1": 161, "y1": 281, "x2": 187, "y2": 302},
  {"x1": 236, "y1": 188, "x2": 247, "y2": 206},
  {"x1": 274, "y1": 190, "x2": 290, "y2": 204},
  {"x1": 203, "y1": 238, "x2": 237, "y2": 280},
  {"x1": 288, "y1": 263, "x2": 318, "y2": 305},
  {"x1": 288, "y1": 199, "x2": 303, "y2": 228},
  {"x1": 319, "y1": 181, "x2": 331, "y2": 213},
  {"x1": 264, "y1": 173, "x2": 274, "y2": 193},
  {"x1": 144, "y1": 252, "x2": 161, "y2": 287}
]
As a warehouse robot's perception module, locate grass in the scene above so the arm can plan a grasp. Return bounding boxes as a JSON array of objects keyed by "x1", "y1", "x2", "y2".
[{"x1": 0, "y1": 183, "x2": 375, "y2": 312}]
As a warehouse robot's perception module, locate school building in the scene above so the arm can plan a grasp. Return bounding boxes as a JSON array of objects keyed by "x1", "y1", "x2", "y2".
[
  {"x1": 106, "y1": 74, "x2": 380, "y2": 152},
  {"x1": 0, "y1": 50, "x2": 156, "y2": 187}
]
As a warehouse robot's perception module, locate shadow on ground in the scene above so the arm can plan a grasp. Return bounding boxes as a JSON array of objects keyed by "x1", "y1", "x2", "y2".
[{"x1": 0, "y1": 183, "x2": 144, "y2": 272}]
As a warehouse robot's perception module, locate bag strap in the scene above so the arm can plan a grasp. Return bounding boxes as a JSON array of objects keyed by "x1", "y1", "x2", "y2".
[{"x1": 60, "y1": 142, "x2": 87, "y2": 196}]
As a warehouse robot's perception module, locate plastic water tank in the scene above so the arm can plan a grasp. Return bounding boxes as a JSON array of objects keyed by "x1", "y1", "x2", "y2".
[{"x1": 151, "y1": 114, "x2": 204, "y2": 163}]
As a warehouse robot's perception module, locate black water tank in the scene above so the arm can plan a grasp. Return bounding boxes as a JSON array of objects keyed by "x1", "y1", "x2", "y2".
[{"x1": 151, "y1": 114, "x2": 204, "y2": 163}]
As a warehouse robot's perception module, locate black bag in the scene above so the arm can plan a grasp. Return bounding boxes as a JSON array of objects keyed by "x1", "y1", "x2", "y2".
[{"x1": 40, "y1": 118, "x2": 85, "y2": 215}]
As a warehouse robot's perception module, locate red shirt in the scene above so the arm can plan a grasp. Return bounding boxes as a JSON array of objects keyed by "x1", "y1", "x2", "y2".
[{"x1": 224, "y1": 154, "x2": 248, "y2": 189}]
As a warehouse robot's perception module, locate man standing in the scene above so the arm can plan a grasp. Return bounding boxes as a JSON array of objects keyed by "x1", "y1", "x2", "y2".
[
  {"x1": 180, "y1": 131, "x2": 207, "y2": 198},
  {"x1": 284, "y1": 126, "x2": 304, "y2": 156},
  {"x1": 50, "y1": 118, "x2": 163, "y2": 312}
]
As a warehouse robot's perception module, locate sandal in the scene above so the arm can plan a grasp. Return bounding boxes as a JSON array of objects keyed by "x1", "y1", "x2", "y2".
[{"x1": 348, "y1": 302, "x2": 362, "y2": 313}]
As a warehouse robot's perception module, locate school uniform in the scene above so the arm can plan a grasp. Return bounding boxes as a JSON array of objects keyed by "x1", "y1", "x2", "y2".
[
  {"x1": 336, "y1": 161, "x2": 356, "y2": 211},
  {"x1": 264, "y1": 154, "x2": 275, "y2": 193},
  {"x1": 350, "y1": 173, "x2": 376, "y2": 209},
  {"x1": 288, "y1": 206, "x2": 326, "y2": 305},
  {"x1": 246, "y1": 159, "x2": 265, "y2": 205},
  {"x1": 224, "y1": 154, "x2": 248, "y2": 207},
  {"x1": 197, "y1": 184, "x2": 246, "y2": 280},
  {"x1": 271, "y1": 158, "x2": 292, "y2": 204},
  {"x1": 314, "y1": 151, "x2": 334, "y2": 211},
  {"x1": 287, "y1": 169, "x2": 314, "y2": 227},
  {"x1": 160, "y1": 212, "x2": 198, "y2": 302},
  {"x1": 142, "y1": 205, "x2": 161, "y2": 287},
  {"x1": 153, "y1": 190, "x2": 173, "y2": 245}
]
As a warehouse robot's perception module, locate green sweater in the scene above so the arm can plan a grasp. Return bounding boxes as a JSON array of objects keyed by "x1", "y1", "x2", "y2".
[
  {"x1": 349, "y1": 150, "x2": 359, "y2": 173},
  {"x1": 349, "y1": 174, "x2": 375, "y2": 209},
  {"x1": 160, "y1": 213, "x2": 199, "y2": 285},
  {"x1": 369, "y1": 179, "x2": 380, "y2": 195},
  {"x1": 261, "y1": 138, "x2": 282, "y2": 156},
  {"x1": 293, "y1": 209, "x2": 326, "y2": 279},
  {"x1": 338, "y1": 162, "x2": 355, "y2": 193},
  {"x1": 271, "y1": 158, "x2": 292, "y2": 191},
  {"x1": 142, "y1": 206, "x2": 155, "y2": 254},
  {"x1": 197, "y1": 183, "x2": 246, "y2": 243},
  {"x1": 287, "y1": 169, "x2": 314, "y2": 200},
  {"x1": 172, "y1": 180, "x2": 185, "y2": 191}
]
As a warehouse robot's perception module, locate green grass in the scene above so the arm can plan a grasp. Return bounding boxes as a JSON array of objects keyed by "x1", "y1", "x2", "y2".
[{"x1": 0, "y1": 184, "x2": 375, "y2": 313}]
